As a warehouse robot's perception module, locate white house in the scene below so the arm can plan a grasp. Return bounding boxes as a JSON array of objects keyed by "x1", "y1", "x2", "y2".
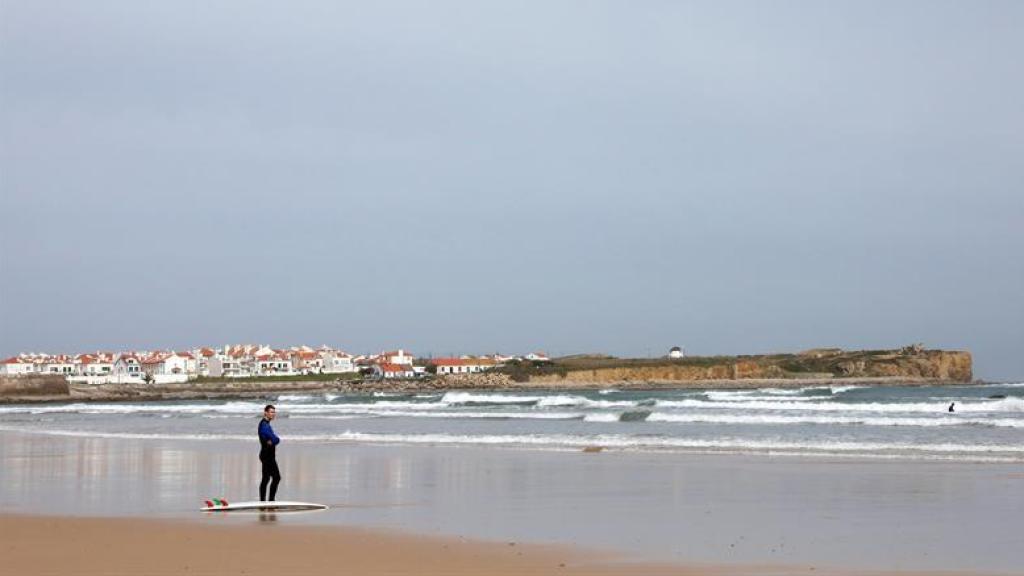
[
  {"x1": 192, "y1": 348, "x2": 217, "y2": 376},
  {"x1": 289, "y1": 350, "x2": 323, "y2": 374},
  {"x1": 372, "y1": 363, "x2": 415, "y2": 379},
  {"x1": 430, "y1": 358, "x2": 497, "y2": 375},
  {"x1": 0, "y1": 356, "x2": 35, "y2": 376},
  {"x1": 668, "y1": 346, "x2": 685, "y2": 359},
  {"x1": 74, "y1": 354, "x2": 114, "y2": 376},
  {"x1": 41, "y1": 356, "x2": 76, "y2": 375},
  {"x1": 113, "y1": 354, "x2": 145, "y2": 382},
  {"x1": 140, "y1": 352, "x2": 189, "y2": 376},
  {"x1": 379, "y1": 349, "x2": 414, "y2": 366},
  {"x1": 253, "y1": 351, "x2": 294, "y2": 376},
  {"x1": 161, "y1": 352, "x2": 188, "y2": 375},
  {"x1": 524, "y1": 352, "x2": 550, "y2": 362},
  {"x1": 175, "y1": 352, "x2": 198, "y2": 375},
  {"x1": 208, "y1": 354, "x2": 247, "y2": 378},
  {"x1": 320, "y1": 350, "x2": 356, "y2": 374}
]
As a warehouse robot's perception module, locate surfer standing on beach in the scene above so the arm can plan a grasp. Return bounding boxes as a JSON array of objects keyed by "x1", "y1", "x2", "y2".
[{"x1": 258, "y1": 405, "x2": 281, "y2": 501}]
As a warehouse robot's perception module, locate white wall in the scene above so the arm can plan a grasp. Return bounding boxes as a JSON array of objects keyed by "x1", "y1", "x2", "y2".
[
  {"x1": 323, "y1": 355, "x2": 356, "y2": 373},
  {"x1": 0, "y1": 363, "x2": 35, "y2": 376}
]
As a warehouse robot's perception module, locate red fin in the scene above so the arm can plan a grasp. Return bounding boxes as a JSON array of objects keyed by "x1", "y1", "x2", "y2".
[{"x1": 221, "y1": 499, "x2": 229, "y2": 506}]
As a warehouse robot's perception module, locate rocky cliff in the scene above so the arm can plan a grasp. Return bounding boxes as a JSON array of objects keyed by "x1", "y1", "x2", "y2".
[
  {"x1": 513, "y1": 348, "x2": 973, "y2": 387},
  {"x1": 0, "y1": 375, "x2": 69, "y2": 400}
]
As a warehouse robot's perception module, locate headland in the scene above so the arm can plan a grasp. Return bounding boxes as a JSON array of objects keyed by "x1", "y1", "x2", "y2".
[{"x1": 0, "y1": 346, "x2": 974, "y2": 403}]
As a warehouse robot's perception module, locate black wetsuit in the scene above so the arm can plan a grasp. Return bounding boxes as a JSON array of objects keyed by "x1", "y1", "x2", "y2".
[{"x1": 258, "y1": 418, "x2": 281, "y2": 501}]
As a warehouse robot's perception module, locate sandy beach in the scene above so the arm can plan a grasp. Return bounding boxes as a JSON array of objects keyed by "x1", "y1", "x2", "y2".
[
  {"x1": 3, "y1": 514, "x2": 1003, "y2": 576},
  {"x1": 3, "y1": 514, "x2": 712, "y2": 576}
]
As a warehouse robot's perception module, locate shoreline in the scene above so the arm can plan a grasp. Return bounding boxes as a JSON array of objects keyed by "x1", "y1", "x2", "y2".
[{"x1": 0, "y1": 375, "x2": 987, "y2": 405}]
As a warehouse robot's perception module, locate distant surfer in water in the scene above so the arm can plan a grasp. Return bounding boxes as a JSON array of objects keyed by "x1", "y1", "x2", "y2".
[
  {"x1": 948, "y1": 402, "x2": 955, "y2": 413},
  {"x1": 258, "y1": 405, "x2": 281, "y2": 501}
]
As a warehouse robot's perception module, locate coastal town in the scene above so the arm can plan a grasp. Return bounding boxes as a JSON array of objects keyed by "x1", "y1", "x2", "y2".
[{"x1": 0, "y1": 346, "x2": 555, "y2": 384}]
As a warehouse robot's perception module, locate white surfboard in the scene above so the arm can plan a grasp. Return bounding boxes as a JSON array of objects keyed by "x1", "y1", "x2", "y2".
[{"x1": 201, "y1": 500, "x2": 327, "y2": 512}]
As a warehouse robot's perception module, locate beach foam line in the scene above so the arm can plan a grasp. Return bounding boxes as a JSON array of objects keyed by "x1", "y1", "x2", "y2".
[
  {"x1": 291, "y1": 410, "x2": 586, "y2": 420},
  {"x1": 0, "y1": 401, "x2": 266, "y2": 415},
  {"x1": 536, "y1": 395, "x2": 638, "y2": 408},
  {"x1": 582, "y1": 413, "x2": 619, "y2": 423},
  {"x1": 702, "y1": 391, "x2": 821, "y2": 403},
  {"x1": 4, "y1": 425, "x2": 1023, "y2": 460},
  {"x1": 276, "y1": 394, "x2": 317, "y2": 402},
  {"x1": 439, "y1": 392, "x2": 639, "y2": 409},
  {"x1": 703, "y1": 385, "x2": 865, "y2": 399},
  {"x1": 655, "y1": 396, "x2": 1024, "y2": 413},
  {"x1": 646, "y1": 412, "x2": 1024, "y2": 428},
  {"x1": 440, "y1": 391, "x2": 543, "y2": 405}
]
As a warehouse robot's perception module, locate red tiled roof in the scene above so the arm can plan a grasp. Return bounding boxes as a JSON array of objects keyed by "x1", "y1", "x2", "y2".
[
  {"x1": 431, "y1": 358, "x2": 497, "y2": 367},
  {"x1": 430, "y1": 358, "x2": 467, "y2": 367},
  {"x1": 378, "y1": 363, "x2": 412, "y2": 373}
]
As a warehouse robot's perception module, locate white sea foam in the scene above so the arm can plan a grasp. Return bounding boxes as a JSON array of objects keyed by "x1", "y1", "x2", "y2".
[
  {"x1": 829, "y1": 385, "x2": 866, "y2": 394},
  {"x1": 646, "y1": 412, "x2": 1024, "y2": 428},
  {"x1": 0, "y1": 402, "x2": 265, "y2": 415},
  {"x1": 440, "y1": 392, "x2": 543, "y2": 405},
  {"x1": 704, "y1": 387, "x2": 847, "y2": 401},
  {"x1": 291, "y1": 410, "x2": 584, "y2": 420},
  {"x1": 703, "y1": 391, "x2": 819, "y2": 403},
  {"x1": 655, "y1": 397, "x2": 1024, "y2": 413},
  {"x1": 753, "y1": 388, "x2": 806, "y2": 396},
  {"x1": 4, "y1": 426, "x2": 1020, "y2": 462},
  {"x1": 583, "y1": 413, "x2": 620, "y2": 423},
  {"x1": 536, "y1": 395, "x2": 586, "y2": 407},
  {"x1": 276, "y1": 394, "x2": 315, "y2": 402},
  {"x1": 367, "y1": 400, "x2": 448, "y2": 410},
  {"x1": 536, "y1": 395, "x2": 637, "y2": 409}
]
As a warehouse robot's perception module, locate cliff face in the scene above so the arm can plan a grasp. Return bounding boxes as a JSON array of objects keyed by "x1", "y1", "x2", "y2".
[
  {"x1": 0, "y1": 375, "x2": 69, "y2": 398},
  {"x1": 524, "y1": 349, "x2": 972, "y2": 386},
  {"x1": 832, "y1": 350, "x2": 972, "y2": 381}
]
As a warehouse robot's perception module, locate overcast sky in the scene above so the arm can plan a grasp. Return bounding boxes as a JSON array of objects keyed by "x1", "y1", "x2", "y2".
[{"x1": 1, "y1": 1, "x2": 1021, "y2": 379}]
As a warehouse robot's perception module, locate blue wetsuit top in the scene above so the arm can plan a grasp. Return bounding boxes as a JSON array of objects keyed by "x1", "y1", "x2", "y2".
[{"x1": 258, "y1": 419, "x2": 280, "y2": 451}]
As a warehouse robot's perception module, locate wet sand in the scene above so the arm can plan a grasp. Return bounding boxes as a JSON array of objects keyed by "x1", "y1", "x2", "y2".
[
  {"x1": 2, "y1": 514, "x2": 712, "y2": 576},
  {"x1": 1, "y1": 430, "x2": 1022, "y2": 575}
]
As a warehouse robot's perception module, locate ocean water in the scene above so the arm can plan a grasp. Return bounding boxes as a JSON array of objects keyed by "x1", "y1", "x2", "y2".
[{"x1": 3, "y1": 383, "x2": 1022, "y2": 462}]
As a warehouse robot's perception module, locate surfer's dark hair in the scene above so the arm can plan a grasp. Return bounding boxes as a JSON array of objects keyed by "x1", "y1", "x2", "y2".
[{"x1": 264, "y1": 404, "x2": 276, "y2": 412}]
